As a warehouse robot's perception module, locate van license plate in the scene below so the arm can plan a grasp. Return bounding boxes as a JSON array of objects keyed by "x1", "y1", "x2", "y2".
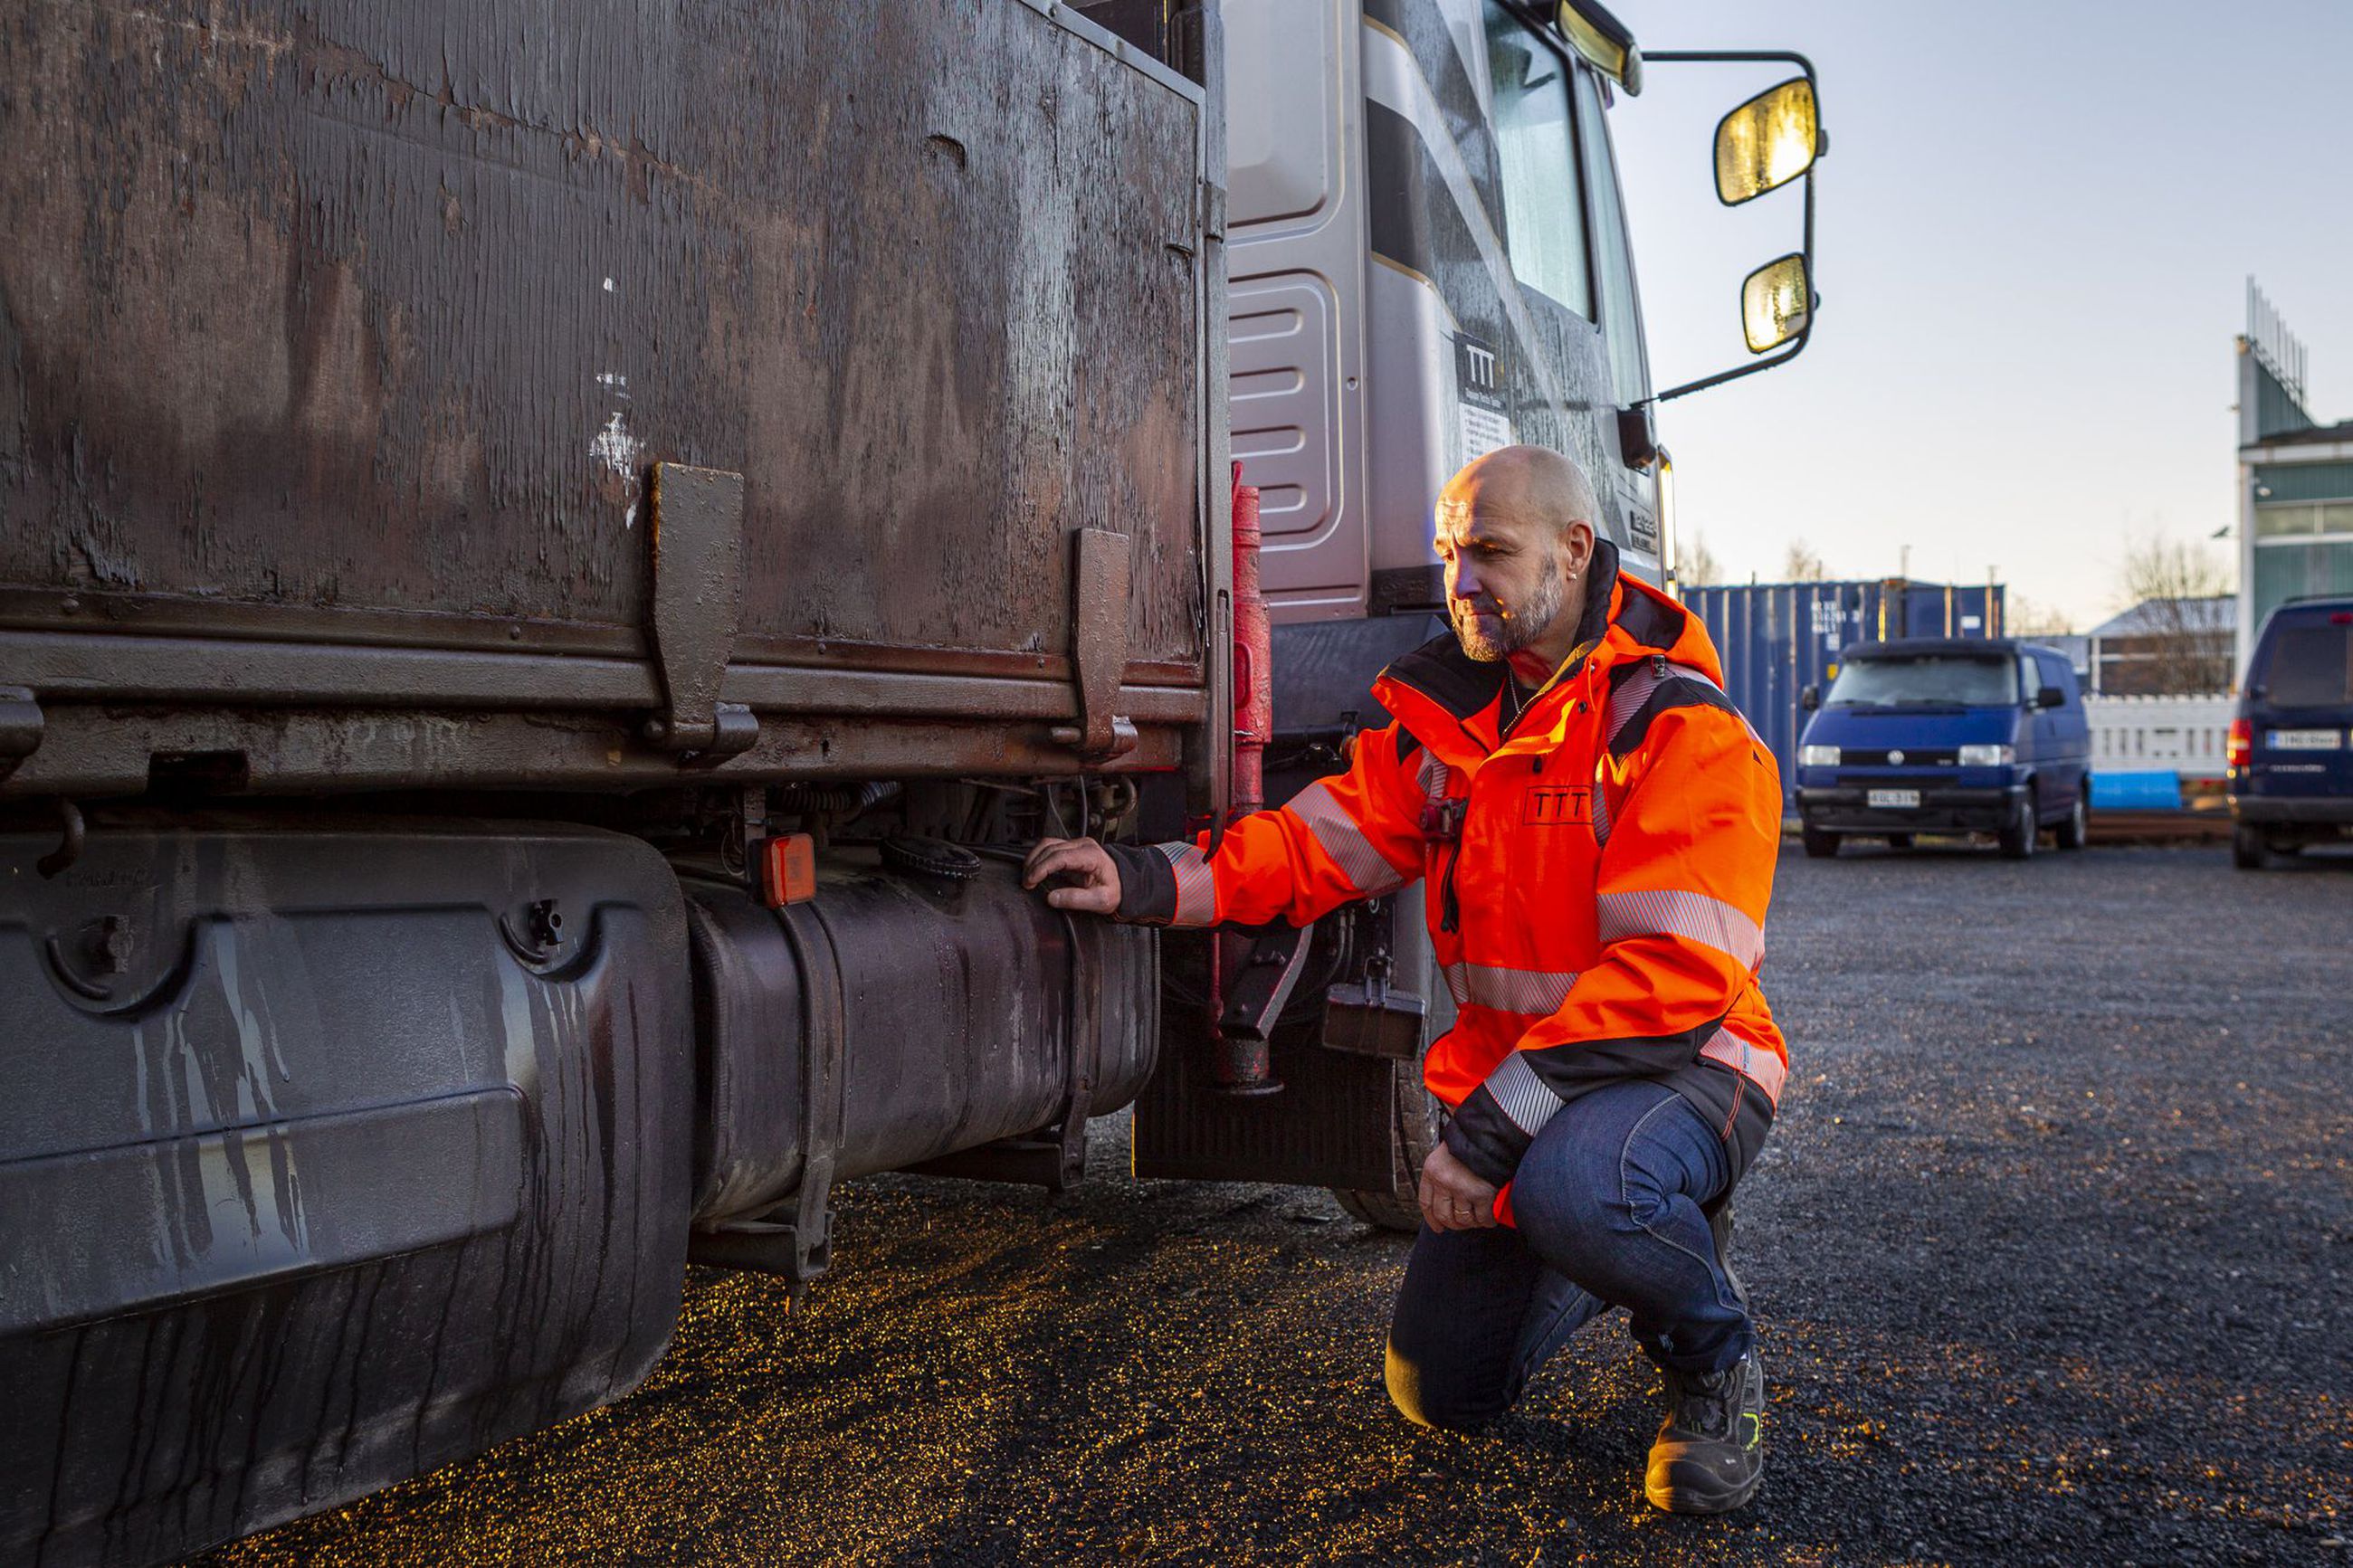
[
  {"x1": 1868, "y1": 788, "x2": 1920, "y2": 809},
  {"x1": 2269, "y1": 729, "x2": 2343, "y2": 751}
]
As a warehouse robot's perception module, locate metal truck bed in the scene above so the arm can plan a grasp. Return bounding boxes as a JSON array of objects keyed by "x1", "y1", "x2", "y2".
[{"x1": 0, "y1": 0, "x2": 1225, "y2": 795}]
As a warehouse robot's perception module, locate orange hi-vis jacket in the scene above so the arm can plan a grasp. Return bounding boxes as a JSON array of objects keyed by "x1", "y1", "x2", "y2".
[{"x1": 1110, "y1": 542, "x2": 1787, "y2": 1194}]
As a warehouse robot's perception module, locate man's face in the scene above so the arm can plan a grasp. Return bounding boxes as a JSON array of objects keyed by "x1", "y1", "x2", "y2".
[{"x1": 1434, "y1": 486, "x2": 1571, "y2": 663}]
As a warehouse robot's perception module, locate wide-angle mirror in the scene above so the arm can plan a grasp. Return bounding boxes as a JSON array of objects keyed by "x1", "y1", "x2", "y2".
[{"x1": 1741, "y1": 252, "x2": 1811, "y2": 353}]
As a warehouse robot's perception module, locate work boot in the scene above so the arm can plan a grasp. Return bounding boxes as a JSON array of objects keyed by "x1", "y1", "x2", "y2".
[{"x1": 1644, "y1": 1349, "x2": 1766, "y2": 1515}]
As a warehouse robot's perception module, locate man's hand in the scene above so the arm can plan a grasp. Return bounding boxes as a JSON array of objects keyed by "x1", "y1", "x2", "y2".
[
  {"x1": 1418, "y1": 1141, "x2": 1500, "y2": 1231},
  {"x1": 1022, "y1": 837, "x2": 1123, "y2": 916}
]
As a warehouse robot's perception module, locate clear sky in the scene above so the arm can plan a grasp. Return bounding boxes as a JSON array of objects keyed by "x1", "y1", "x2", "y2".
[{"x1": 1608, "y1": 0, "x2": 2353, "y2": 630}]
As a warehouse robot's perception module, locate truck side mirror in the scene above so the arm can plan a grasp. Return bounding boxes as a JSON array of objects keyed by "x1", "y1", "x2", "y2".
[
  {"x1": 1800, "y1": 684, "x2": 1820, "y2": 711},
  {"x1": 1714, "y1": 76, "x2": 1820, "y2": 204},
  {"x1": 1742, "y1": 254, "x2": 1811, "y2": 353},
  {"x1": 2037, "y1": 686, "x2": 2065, "y2": 709},
  {"x1": 1643, "y1": 51, "x2": 1826, "y2": 404}
]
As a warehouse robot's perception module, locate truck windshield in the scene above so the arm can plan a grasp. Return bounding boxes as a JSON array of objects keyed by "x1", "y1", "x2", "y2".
[{"x1": 1826, "y1": 656, "x2": 2018, "y2": 708}]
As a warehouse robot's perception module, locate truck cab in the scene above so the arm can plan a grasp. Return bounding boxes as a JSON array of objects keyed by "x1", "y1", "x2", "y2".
[{"x1": 1224, "y1": 0, "x2": 1666, "y2": 617}]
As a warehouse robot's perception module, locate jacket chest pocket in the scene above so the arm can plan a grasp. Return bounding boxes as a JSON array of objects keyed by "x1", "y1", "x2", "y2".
[{"x1": 1453, "y1": 755, "x2": 1603, "y2": 930}]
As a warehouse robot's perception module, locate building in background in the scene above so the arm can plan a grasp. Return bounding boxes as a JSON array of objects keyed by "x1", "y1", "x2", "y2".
[
  {"x1": 2238, "y1": 282, "x2": 2353, "y2": 676},
  {"x1": 2076, "y1": 596, "x2": 2237, "y2": 802},
  {"x1": 2082, "y1": 595, "x2": 2235, "y2": 696}
]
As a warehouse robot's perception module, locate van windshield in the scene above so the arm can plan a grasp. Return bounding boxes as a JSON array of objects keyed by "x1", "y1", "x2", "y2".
[
  {"x1": 2265, "y1": 623, "x2": 2353, "y2": 708},
  {"x1": 1826, "y1": 656, "x2": 2018, "y2": 708}
]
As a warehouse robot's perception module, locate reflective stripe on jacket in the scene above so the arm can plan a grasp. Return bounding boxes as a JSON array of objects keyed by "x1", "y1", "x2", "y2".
[{"x1": 1112, "y1": 541, "x2": 1787, "y2": 1193}]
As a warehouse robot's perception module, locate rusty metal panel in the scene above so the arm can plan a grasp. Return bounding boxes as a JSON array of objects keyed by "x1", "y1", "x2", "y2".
[{"x1": 0, "y1": 0, "x2": 1207, "y2": 686}]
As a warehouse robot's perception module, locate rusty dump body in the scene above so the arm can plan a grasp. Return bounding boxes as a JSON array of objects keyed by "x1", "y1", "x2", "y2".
[
  {"x1": 0, "y1": 0, "x2": 1229, "y2": 799},
  {"x1": 0, "y1": 5, "x2": 1230, "y2": 1564}
]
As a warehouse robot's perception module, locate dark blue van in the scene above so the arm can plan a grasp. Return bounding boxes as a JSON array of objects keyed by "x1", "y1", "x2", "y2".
[
  {"x1": 2229, "y1": 595, "x2": 2353, "y2": 870},
  {"x1": 1793, "y1": 638, "x2": 2091, "y2": 860}
]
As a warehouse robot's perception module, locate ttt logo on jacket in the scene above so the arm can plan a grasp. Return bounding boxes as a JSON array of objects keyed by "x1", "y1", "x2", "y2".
[{"x1": 1522, "y1": 785, "x2": 1591, "y2": 826}]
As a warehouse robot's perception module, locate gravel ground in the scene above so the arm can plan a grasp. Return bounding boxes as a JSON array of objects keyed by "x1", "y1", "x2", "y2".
[{"x1": 213, "y1": 843, "x2": 2353, "y2": 1567}]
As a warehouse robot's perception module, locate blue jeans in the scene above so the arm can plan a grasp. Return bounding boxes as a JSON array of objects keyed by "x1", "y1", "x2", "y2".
[{"x1": 1385, "y1": 1079, "x2": 1749, "y2": 1430}]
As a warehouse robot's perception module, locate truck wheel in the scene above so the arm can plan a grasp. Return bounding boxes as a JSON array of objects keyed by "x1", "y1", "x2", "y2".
[
  {"x1": 1330, "y1": 1052, "x2": 1443, "y2": 1234},
  {"x1": 1801, "y1": 824, "x2": 1841, "y2": 859},
  {"x1": 2056, "y1": 792, "x2": 2089, "y2": 851},
  {"x1": 1332, "y1": 1187, "x2": 1424, "y2": 1231},
  {"x1": 1998, "y1": 793, "x2": 2038, "y2": 860},
  {"x1": 2233, "y1": 824, "x2": 2268, "y2": 870}
]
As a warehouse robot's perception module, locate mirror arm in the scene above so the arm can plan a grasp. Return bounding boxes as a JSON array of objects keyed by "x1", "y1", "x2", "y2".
[
  {"x1": 1643, "y1": 48, "x2": 1823, "y2": 405},
  {"x1": 1646, "y1": 164, "x2": 1815, "y2": 403}
]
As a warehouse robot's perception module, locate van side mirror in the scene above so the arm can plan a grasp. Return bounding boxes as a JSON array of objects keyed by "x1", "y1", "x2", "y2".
[
  {"x1": 2036, "y1": 686, "x2": 2064, "y2": 709},
  {"x1": 1800, "y1": 684, "x2": 1820, "y2": 712}
]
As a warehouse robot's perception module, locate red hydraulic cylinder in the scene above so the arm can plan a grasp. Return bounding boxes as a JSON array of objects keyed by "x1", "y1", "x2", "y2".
[
  {"x1": 1210, "y1": 462, "x2": 1282, "y2": 1096},
  {"x1": 1229, "y1": 462, "x2": 1272, "y2": 817}
]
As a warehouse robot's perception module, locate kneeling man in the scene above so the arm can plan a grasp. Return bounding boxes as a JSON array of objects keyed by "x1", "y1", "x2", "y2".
[{"x1": 1027, "y1": 445, "x2": 1787, "y2": 1514}]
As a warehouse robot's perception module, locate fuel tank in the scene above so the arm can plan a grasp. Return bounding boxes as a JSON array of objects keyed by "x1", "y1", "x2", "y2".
[{"x1": 684, "y1": 845, "x2": 1158, "y2": 1256}]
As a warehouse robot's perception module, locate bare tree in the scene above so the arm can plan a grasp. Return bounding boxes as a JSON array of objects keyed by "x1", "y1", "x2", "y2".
[
  {"x1": 1674, "y1": 529, "x2": 1724, "y2": 589},
  {"x1": 1781, "y1": 538, "x2": 1830, "y2": 583},
  {"x1": 2006, "y1": 594, "x2": 2073, "y2": 638},
  {"x1": 2112, "y1": 536, "x2": 2235, "y2": 694}
]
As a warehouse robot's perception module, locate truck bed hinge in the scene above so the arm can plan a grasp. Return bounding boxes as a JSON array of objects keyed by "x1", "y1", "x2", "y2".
[
  {"x1": 643, "y1": 462, "x2": 757, "y2": 764},
  {"x1": 1052, "y1": 527, "x2": 1138, "y2": 761}
]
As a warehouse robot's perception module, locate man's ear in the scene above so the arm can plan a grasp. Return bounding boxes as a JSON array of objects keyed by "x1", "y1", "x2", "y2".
[{"x1": 1562, "y1": 520, "x2": 1596, "y2": 579}]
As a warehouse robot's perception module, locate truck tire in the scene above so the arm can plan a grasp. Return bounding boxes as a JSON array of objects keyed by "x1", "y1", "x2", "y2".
[
  {"x1": 2233, "y1": 824, "x2": 2269, "y2": 870},
  {"x1": 1330, "y1": 1054, "x2": 1442, "y2": 1234},
  {"x1": 1801, "y1": 824, "x2": 1841, "y2": 859},
  {"x1": 1333, "y1": 1186, "x2": 1424, "y2": 1231},
  {"x1": 1998, "y1": 792, "x2": 2038, "y2": 860},
  {"x1": 2055, "y1": 792, "x2": 2089, "y2": 851}
]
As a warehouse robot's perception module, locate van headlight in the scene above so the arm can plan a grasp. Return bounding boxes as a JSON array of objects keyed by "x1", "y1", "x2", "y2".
[
  {"x1": 1800, "y1": 745, "x2": 1840, "y2": 766},
  {"x1": 1957, "y1": 744, "x2": 2015, "y2": 767}
]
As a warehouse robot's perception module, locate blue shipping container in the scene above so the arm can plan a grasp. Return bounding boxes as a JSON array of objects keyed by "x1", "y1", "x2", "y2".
[{"x1": 1681, "y1": 579, "x2": 2009, "y2": 803}]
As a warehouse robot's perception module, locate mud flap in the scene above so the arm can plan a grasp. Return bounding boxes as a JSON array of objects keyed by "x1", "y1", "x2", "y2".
[
  {"x1": 1132, "y1": 897, "x2": 1445, "y2": 1195},
  {"x1": 0, "y1": 819, "x2": 692, "y2": 1568}
]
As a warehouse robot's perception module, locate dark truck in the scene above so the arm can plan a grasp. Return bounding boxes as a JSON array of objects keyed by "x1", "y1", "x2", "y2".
[{"x1": 0, "y1": 2, "x2": 1824, "y2": 1562}]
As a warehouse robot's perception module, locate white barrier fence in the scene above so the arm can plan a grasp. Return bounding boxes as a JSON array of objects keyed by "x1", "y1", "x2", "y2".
[{"x1": 2085, "y1": 694, "x2": 2236, "y2": 777}]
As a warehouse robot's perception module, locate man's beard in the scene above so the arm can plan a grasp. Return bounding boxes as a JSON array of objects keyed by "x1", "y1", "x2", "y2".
[{"x1": 1451, "y1": 556, "x2": 1567, "y2": 663}]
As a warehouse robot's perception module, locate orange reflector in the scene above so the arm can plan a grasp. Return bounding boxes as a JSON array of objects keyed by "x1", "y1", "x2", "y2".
[{"x1": 761, "y1": 833, "x2": 817, "y2": 908}]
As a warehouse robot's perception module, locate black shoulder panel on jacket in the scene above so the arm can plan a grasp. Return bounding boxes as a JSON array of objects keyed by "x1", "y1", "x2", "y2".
[
  {"x1": 1612, "y1": 586, "x2": 1687, "y2": 653},
  {"x1": 1605, "y1": 669, "x2": 1743, "y2": 759}
]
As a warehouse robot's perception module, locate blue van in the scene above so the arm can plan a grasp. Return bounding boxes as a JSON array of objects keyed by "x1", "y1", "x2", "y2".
[
  {"x1": 2229, "y1": 595, "x2": 2353, "y2": 870},
  {"x1": 1793, "y1": 638, "x2": 2092, "y2": 860}
]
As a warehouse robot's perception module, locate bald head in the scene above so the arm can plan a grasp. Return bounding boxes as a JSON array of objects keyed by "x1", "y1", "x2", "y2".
[
  {"x1": 1433, "y1": 445, "x2": 1600, "y2": 670},
  {"x1": 1439, "y1": 444, "x2": 1600, "y2": 542}
]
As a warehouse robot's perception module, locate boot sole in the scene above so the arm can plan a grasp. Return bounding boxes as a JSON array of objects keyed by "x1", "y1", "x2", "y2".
[{"x1": 1645, "y1": 1469, "x2": 1762, "y2": 1515}]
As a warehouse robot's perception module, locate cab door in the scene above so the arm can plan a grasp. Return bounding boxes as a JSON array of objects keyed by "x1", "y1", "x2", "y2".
[
  {"x1": 1570, "y1": 64, "x2": 1662, "y2": 568},
  {"x1": 2035, "y1": 651, "x2": 2091, "y2": 805}
]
